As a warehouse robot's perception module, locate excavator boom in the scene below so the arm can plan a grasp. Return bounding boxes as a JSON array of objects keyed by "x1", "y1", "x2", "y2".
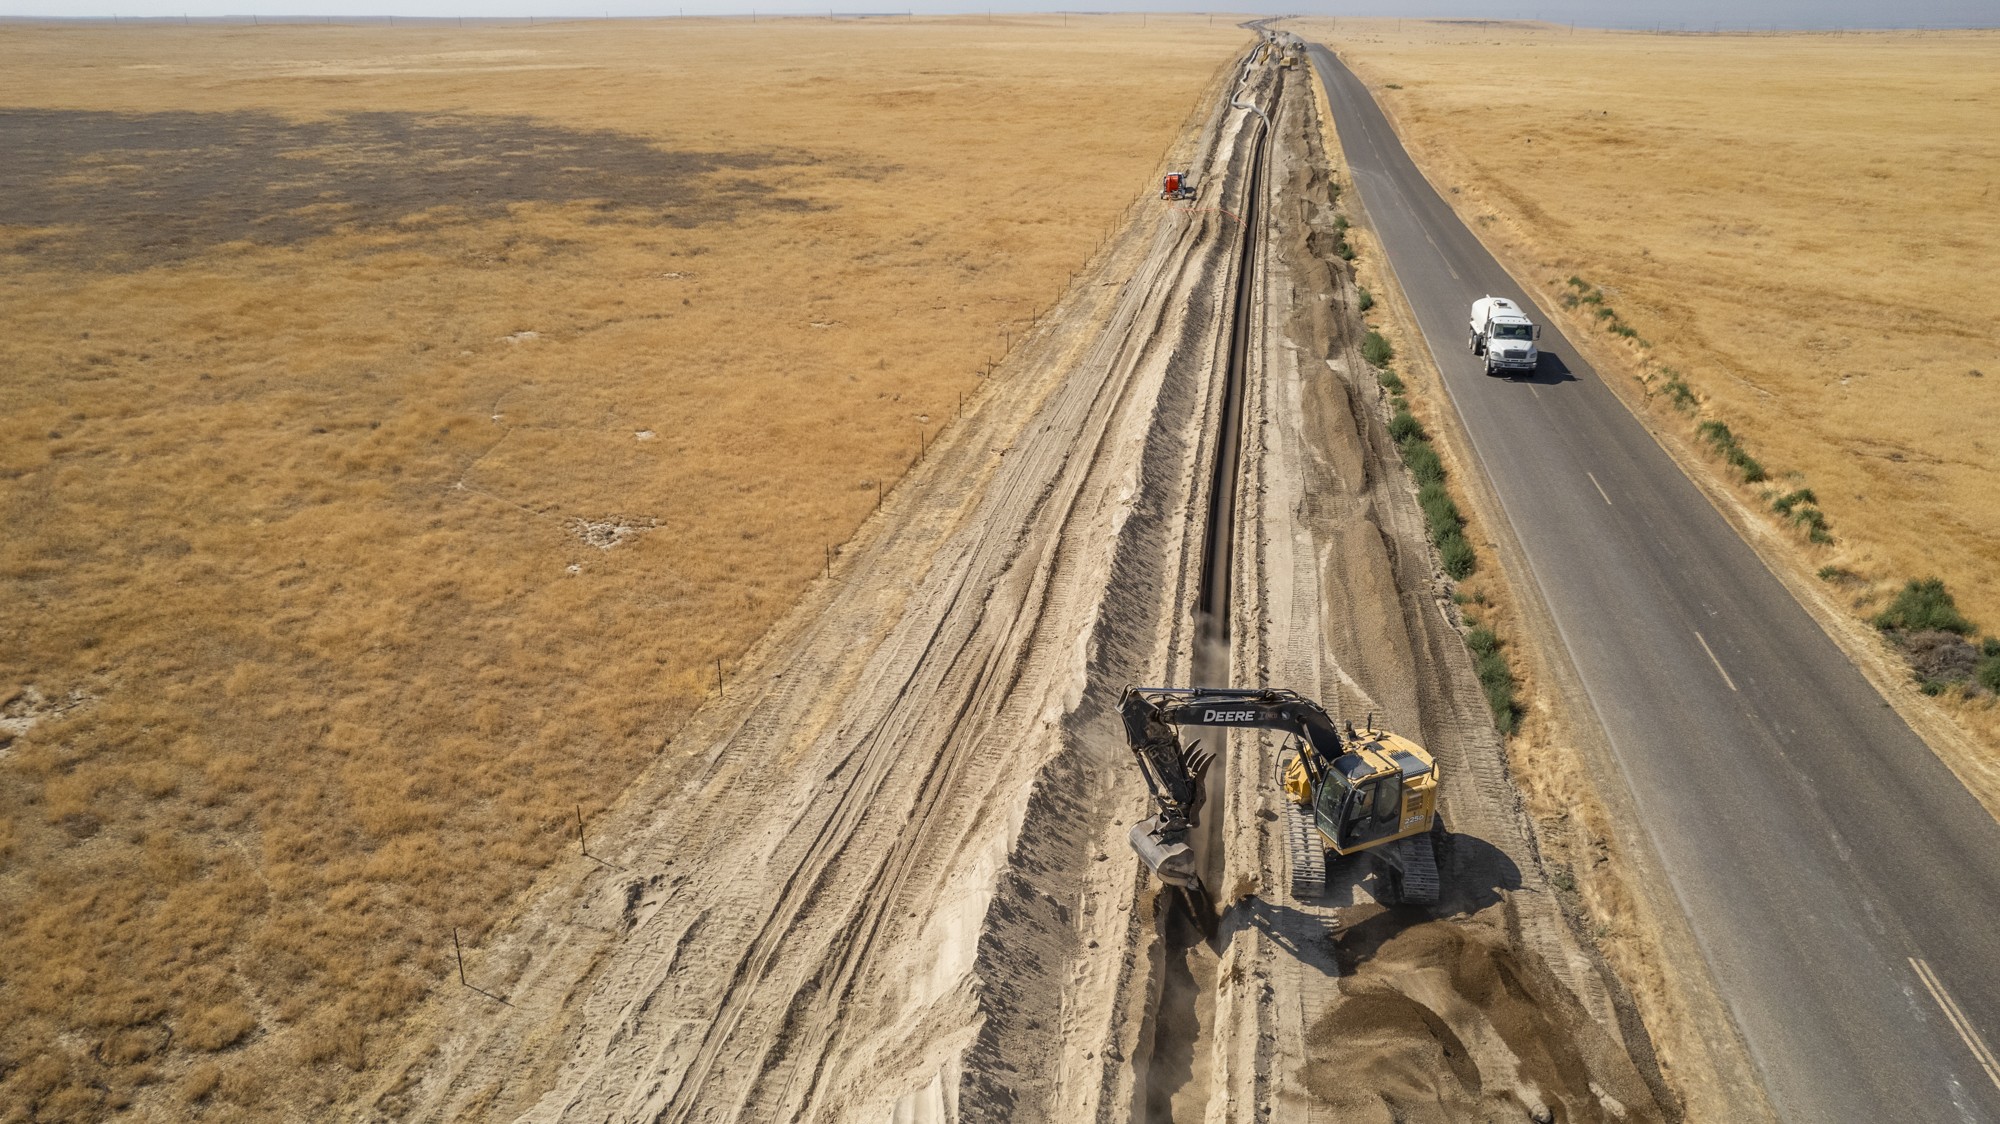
[{"x1": 1119, "y1": 685, "x2": 1445, "y2": 906}]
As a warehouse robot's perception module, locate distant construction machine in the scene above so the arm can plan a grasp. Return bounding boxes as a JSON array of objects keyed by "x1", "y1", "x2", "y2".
[
  {"x1": 1160, "y1": 169, "x2": 1197, "y2": 201},
  {"x1": 1121, "y1": 686, "x2": 1447, "y2": 912}
]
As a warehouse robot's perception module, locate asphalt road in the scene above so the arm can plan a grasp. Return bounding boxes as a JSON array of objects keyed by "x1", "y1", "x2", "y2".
[{"x1": 1306, "y1": 42, "x2": 2000, "y2": 1124}]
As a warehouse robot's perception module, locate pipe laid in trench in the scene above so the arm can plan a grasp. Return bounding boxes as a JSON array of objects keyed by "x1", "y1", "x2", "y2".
[
  {"x1": 1139, "y1": 61, "x2": 1277, "y2": 1124},
  {"x1": 1187, "y1": 78, "x2": 1272, "y2": 913}
]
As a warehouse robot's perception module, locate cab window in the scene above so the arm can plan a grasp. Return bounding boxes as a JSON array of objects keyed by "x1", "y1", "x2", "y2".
[
  {"x1": 1371, "y1": 775, "x2": 1403, "y2": 824},
  {"x1": 1315, "y1": 771, "x2": 1350, "y2": 826}
]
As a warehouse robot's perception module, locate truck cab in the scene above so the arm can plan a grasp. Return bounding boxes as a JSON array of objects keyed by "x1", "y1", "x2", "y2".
[{"x1": 1468, "y1": 295, "x2": 1541, "y2": 377}]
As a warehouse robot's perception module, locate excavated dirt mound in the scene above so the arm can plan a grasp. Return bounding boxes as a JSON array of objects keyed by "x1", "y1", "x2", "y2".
[
  {"x1": 1165, "y1": 40, "x2": 1678, "y2": 1124},
  {"x1": 1306, "y1": 913, "x2": 1664, "y2": 1123}
]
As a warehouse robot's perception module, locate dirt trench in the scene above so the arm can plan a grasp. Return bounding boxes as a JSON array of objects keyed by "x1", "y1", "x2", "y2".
[{"x1": 1118, "y1": 55, "x2": 1679, "y2": 1123}]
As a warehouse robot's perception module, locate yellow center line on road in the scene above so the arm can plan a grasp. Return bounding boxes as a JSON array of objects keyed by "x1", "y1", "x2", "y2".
[
  {"x1": 1692, "y1": 630, "x2": 1737, "y2": 692},
  {"x1": 1912, "y1": 957, "x2": 2000, "y2": 1092},
  {"x1": 1587, "y1": 471, "x2": 1612, "y2": 505}
]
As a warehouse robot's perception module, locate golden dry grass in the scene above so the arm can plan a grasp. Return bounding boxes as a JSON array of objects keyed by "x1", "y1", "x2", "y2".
[
  {"x1": 1286, "y1": 18, "x2": 2000, "y2": 733},
  {"x1": 0, "y1": 16, "x2": 1246, "y2": 1120}
]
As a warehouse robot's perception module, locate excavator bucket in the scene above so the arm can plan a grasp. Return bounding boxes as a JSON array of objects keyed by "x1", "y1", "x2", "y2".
[{"x1": 1129, "y1": 815, "x2": 1200, "y2": 889}]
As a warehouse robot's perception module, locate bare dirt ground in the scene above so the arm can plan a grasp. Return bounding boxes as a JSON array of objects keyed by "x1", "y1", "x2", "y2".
[{"x1": 1146, "y1": 56, "x2": 1671, "y2": 1123}]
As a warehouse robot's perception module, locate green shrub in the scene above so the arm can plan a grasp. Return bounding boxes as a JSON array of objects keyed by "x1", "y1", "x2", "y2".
[
  {"x1": 1772, "y1": 488, "x2": 1817, "y2": 515},
  {"x1": 1362, "y1": 330, "x2": 1394, "y2": 367},
  {"x1": 1377, "y1": 367, "x2": 1404, "y2": 393},
  {"x1": 1658, "y1": 368, "x2": 1696, "y2": 411},
  {"x1": 1465, "y1": 626, "x2": 1499, "y2": 655},
  {"x1": 1357, "y1": 286, "x2": 1374, "y2": 313},
  {"x1": 1698, "y1": 420, "x2": 1766, "y2": 483},
  {"x1": 1388, "y1": 409, "x2": 1424, "y2": 444},
  {"x1": 1471, "y1": 636, "x2": 1519, "y2": 734},
  {"x1": 1333, "y1": 214, "x2": 1350, "y2": 232},
  {"x1": 1440, "y1": 531, "x2": 1476, "y2": 579},
  {"x1": 1418, "y1": 481, "x2": 1460, "y2": 537},
  {"x1": 1567, "y1": 275, "x2": 1588, "y2": 290},
  {"x1": 1401, "y1": 439, "x2": 1444, "y2": 487},
  {"x1": 1873, "y1": 578, "x2": 1974, "y2": 635},
  {"x1": 1980, "y1": 653, "x2": 2000, "y2": 694},
  {"x1": 1789, "y1": 506, "x2": 1832, "y2": 543},
  {"x1": 1417, "y1": 478, "x2": 1450, "y2": 507},
  {"x1": 1337, "y1": 240, "x2": 1356, "y2": 261}
]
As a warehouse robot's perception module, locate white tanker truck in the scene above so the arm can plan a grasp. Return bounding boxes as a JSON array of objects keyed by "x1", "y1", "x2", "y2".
[{"x1": 1468, "y1": 295, "x2": 1541, "y2": 377}]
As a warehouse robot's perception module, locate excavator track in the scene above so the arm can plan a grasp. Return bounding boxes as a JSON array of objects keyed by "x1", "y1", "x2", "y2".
[
  {"x1": 1284, "y1": 800, "x2": 1326, "y2": 900},
  {"x1": 1390, "y1": 831, "x2": 1440, "y2": 905}
]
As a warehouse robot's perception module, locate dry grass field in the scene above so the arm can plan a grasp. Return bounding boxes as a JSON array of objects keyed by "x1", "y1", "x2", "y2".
[
  {"x1": 1286, "y1": 18, "x2": 2000, "y2": 740},
  {"x1": 0, "y1": 15, "x2": 1245, "y2": 1120}
]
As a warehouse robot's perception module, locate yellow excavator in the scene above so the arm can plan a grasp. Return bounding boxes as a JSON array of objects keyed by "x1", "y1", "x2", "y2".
[{"x1": 1121, "y1": 686, "x2": 1447, "y2": 909}]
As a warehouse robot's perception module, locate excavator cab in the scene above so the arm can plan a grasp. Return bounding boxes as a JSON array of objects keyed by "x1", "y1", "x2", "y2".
[{"x1": 1310, "y1": 732, "x2": 1437, "y2": 855}]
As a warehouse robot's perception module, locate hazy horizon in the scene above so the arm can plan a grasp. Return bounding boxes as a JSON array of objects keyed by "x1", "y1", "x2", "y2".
[{"x1": 2, "y1": 2, "x2": 1992, "y2": 31}]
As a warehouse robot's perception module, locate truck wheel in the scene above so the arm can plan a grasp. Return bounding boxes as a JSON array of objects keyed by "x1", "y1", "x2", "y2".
[{"x1": 1467, "y1": 333, "x2": 1478, "y2": 353}]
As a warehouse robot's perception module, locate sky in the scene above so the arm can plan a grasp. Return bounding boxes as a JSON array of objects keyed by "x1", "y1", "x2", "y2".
[{"x1": 2, "y1": 0, "x2": 1992, "y2": 28}]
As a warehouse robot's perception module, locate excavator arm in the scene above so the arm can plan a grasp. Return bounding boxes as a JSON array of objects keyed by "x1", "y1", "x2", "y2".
[
  {"x1": 1118, "y1": 687, "x2": 1353, "y2": 893},
  {"x1": 1121, "y1": 687, "x2": 1347, "y2": 792}
]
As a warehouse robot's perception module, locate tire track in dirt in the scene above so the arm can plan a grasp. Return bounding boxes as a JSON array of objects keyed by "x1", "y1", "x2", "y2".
[
  {"x1": 1174, "y1": 39, "x2": 1676, "y2": 1123},
  {"x1": 365, "y1": 46, "x2": 1266, "y2": 1124},
  {"x1": 1128, "y1": 47, "x2": 1285, "y2": 1124}
]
